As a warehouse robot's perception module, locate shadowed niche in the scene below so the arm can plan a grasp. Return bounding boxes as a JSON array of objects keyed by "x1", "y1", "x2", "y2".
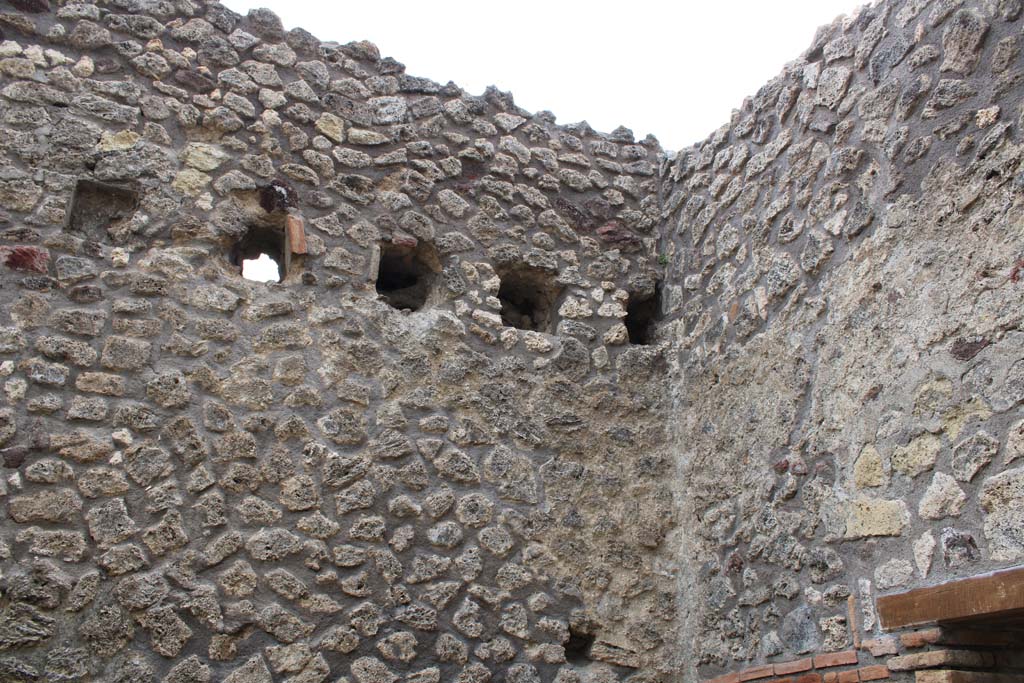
[
  {"x1": 67, "y1": 179, "x2": 139, "y2": 242},
  {"x1": 497, "y1": 267, "x2": 561, "y2": 333},
  {"x1": 564, "y1": 628, "x2": 596, "y2": 665},
  {"x1": 375, "y1": 239, "x2": 441, "y2": 311},
  {"x1": 625, "y1": 284, "x2": 662, "y2": 345},
  {"x1": 231, "y1": 224, "x2": 286, "y2": 283}
]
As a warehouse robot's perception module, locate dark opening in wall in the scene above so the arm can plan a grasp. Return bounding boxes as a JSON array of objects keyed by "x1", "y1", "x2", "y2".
[
  {"x1": 67, "y1": 179, "x2": 139, "y2": 242},
  {"x1": 497, "y1": 267, "x2": 561, "y2": 332},
  {"x1": 231, "y1": 224, "x2": 286, "y2": 283},
  {"x1": 375, "y1": 239, "x2": 441, "y2": 311},
  {"x1": 625, "y1": 284, "x2": 662, "y2": 345},
  {"x1": 564, "y1": 628, "x2": 595, "y2": 665}
]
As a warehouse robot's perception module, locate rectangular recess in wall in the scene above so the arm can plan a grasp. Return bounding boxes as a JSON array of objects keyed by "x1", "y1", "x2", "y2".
[
  {"x1": 877, "y1": 566, "x2": 1024, "y2": 631},
  {"x1": 67, "y1": 178, "x2": 139, "y2": 241}
]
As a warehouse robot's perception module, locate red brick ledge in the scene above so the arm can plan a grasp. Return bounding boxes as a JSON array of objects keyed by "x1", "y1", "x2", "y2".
[{"x1": 705, "y1": 650, "x2": 888, "y2": 683}]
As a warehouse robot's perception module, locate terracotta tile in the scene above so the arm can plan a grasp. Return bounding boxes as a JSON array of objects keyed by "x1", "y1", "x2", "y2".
[
  {"x1": 707, "y1": 672, "x2": 740, "y2": 683},
  {"x1": 814, "y1": 651, "x2": 859, "y2": 669},
  {"x1": 887, "y1": 650, "x2": 992, "y2": 672},
  {"x1": 793, "y1": 675, "x2": 823, "y2": 683},
  {"x1": 837, "y1": 670, "x2": 859, "y2": 683},
  {"x1": 899, "y1": 628, "x2": 942, "y2": 649},
  {"x1": 858, "y1": 665, "x2": 889, "y2": 681},
  {"x1": 776, "y1": 659, "x2": 814, "y2": 675},
  {"x1": 739, "y1": 665, "x2": 775, "y2": 682},
  {"x1": 861, "y1": 637, "x2": 899, "y2": 657}
]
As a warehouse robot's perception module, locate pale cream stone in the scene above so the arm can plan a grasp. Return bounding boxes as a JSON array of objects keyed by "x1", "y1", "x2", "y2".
[
  {"x1": 172, "y1": 169, "x2": 212, "y2": 196},
  {"x1": 976, "y1": 105, "x2": 1000, "y2": 127},
  {"x1": 1004, "y1": 418, "x2": 1024, "y2": 466},
  {"x1": 603, "y1": 324, "x2": 628, "y2": 346},
  {"x1": 853, "y1": 445, "x2": 887, "y2": 488},
  {"x1": 918, "y1": 471, "x2": 966, "y2": 520},
  {"x1": 522, "y1": 332, "x2": 552, "y2": 354},
  {"x1": 44, "y1": 49, "x2": 70, "y2": 66},
  {"x1": 315, "y1": 113, "x2": 346, "y2": 143},
  {"x1": 942, "y1": 397, "x2": 992, "y2": 441},
  {"x1": 5, "y1": 377, "x2": 27, "y2": 403},
  {"x1": 182, "y1": 142, "x2": 229, "y2": 171},
  {"x1": 891, "y1": 433, "x2": 941, "y2": 477},
  {"x1": 558, "y1": 296, "x2": 593, "y2": 319},
  {"x1": 110, "y1": 248, "x2": 130, "y2": 267},
  {"x1": 96, "y1": 130, "x2": 140, "y2": 153},
  {"x1": 22, "y1": 45, "x2": 45, "y2": 66},
  {"x1": 845, "y1": 498, "x2": 909, "y2": 538},
  {"x1": 499, "y1": 328, "x2": 518, "y2": 350},
  {"x1": 348, "y1": 129, "x2": 389, "y2": 145},
  {"x1": 471, "y1": 310, "x2": 502, "y2": 328},
  {"x1": 0, "y1": 41, "x2": 22, "y2": 58},
  {"x1": 597, "y1": 302, "x2": 627, "y2": 318},
  {"x1": 914, "y1": 531, "x2": 935, "y2": 578}
]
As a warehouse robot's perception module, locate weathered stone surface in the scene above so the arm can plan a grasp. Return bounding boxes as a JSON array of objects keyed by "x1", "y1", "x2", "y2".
[
  {"x1": 980, "y1": 467, "x2": 1024, "y2": 561},
  {"x1": 952, "y1": 431, "x2": 999, "y2": 482},
  {"x1": 0, "y1": 0, "x2": 1020, "y2": 680},
  {"x1": 85, "y1": 498, "x2": 137, "y2": 546},
  {"x1": 853, "y1": 445, "x2": 886, "y2": 488},
  {"x1": 918, "y1": 472, "x2": 967, "y2": 520},
  {"x1": 891, "y1": 433, "x2": 940, "y2": 477},
  {"x1": 845, "y1": 499, "x2": 910, "y2": 538},
  {"x1": 9, "y1": 489, "x2": 82, "y2": 523},
  {"x1": 941, "y1": 10, "x2": 989, "y2": 74},
  {"x1": 100, "y1": 336, "x2": 152, "y2": 370}
]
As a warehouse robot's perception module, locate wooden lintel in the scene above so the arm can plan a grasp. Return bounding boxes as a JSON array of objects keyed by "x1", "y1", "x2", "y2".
[{"x1": 877, "y1": 566, "x2": 1024, "y2": 631}]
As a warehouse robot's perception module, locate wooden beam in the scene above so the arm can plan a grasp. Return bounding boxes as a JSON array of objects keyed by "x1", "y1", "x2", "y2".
[{"x1": 877, "y1": 566, "x2": 1024, "y2": 630}]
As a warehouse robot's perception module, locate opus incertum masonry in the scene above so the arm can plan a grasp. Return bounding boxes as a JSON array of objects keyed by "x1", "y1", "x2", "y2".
[{"x1": 1, "y1": 1, "x2": 1023, "y2": 681}]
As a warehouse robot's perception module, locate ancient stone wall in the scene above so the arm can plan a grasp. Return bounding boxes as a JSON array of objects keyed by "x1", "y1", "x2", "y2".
[
  {"x1": 2, "y1": 0, "x2": 1024, "y2": 681},
  {"x1": 659, "y1": 0, "x2": 1024, "y2": 680},
  {"x1": 0, "y1": 1, "x2": 676, "y2": 682}
]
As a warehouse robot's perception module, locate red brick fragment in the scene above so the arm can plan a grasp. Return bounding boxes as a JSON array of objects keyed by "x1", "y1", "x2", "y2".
[
  {"x1": 707, "y1": 673, "x2": 740, "y2": 683},
  {"x1": 861, "y1": 637, "x2": 899, "y2": 657},
  {"x1": 858, "y1": 665, "x2": 889, "y2": 681},
  {"x1": 794, "y1": 675, "x2": 823, "y2": 683},
  {"x1": 837, "y1": 670, "x2": 859, "y2": 683},
  {"x1": 391, "y1": 233, "x2": 418, "y2": 248},
  {"x1": 899, "y1": 628, "x2": 941, "y2": 649},
  {"x1": 888, "y1": 650, "x2": 994, "y2": 672},
  {"x1": 823, "y1": 672, "x2": 839, "y2": 683},
  {"x1": 814, "y1": 651, "x2": 858, "y2": 669},
  {"x1": 739, "y1": 664, "x2": 774, "y2": 681},
  {"x1": 285, "y1": 214, "x2": 307, "y2": 255},
  {"x1": 1, "y1": 245, "x2": 49, "y2": 274},
  {"x1": 775, "y1": 659, "x2": 814, "y2": 676}
]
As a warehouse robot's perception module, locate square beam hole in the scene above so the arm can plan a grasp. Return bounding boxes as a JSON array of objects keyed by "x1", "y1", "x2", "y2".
[
  {"x1": 497, "y1": 267, "x2": 561, "y2": 332},
  {"x1": 564, "y1": 627, "x2": 595, "y2": 665},
  {"x1": 625, "y1": 284, "x2": 662, "y2": 345},
  {"x1": 231, "y1": 224, "x2": 287, "y2": 283},
  {"x1": 375, "y1": 239, "x2": 441, "y2": 311},
  {"x1": 67, "y1": 179, "x2": 139, "y2": 242}
]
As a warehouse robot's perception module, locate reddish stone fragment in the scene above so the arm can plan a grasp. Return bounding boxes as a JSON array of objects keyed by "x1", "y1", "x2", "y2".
[
  {"x1": 858, "y1": 666, "x2": 890, "y2": 681},
  {"x1": 775, "y1": 659, "x2": 813, "y2": 676},
  {"x1": 1, "y1": 246, "x2": 50, "y2": 274},
  {"x1": 739, "y1": 665, "x2": 774, "y2": 682},
  {"x1": 814, "y1": 652, "x2": 858, "y2": 669}
]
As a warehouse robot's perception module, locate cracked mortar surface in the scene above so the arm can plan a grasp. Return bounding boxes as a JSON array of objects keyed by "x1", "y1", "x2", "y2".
[{"x1": 0, "y1": 0, "x2": 1022, "y2": 681}]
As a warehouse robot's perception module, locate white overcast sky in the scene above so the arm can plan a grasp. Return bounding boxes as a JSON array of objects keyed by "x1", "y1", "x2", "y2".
[{"x1": 222, "y1": 0, "x2": 863, "y2": 151}]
